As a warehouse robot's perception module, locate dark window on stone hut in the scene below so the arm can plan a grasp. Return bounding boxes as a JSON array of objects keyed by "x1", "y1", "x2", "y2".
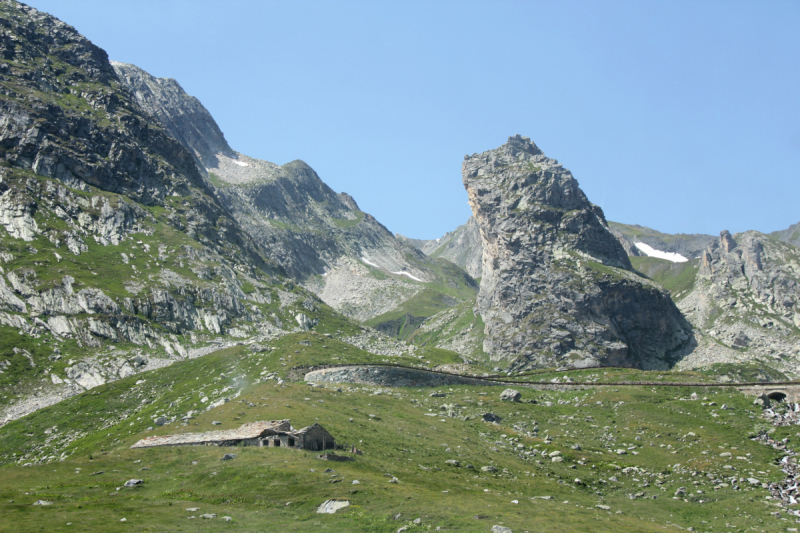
[
  {"x1": 274, "y1": 439, "x2": 280, "y2": 447},
  {"x1": 288, "y1": 437, "x2": 295, "y2": 447}
]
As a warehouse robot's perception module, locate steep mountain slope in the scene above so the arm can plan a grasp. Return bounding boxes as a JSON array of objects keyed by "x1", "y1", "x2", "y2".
[
  {"x1": 112, "y1": 62, "x2": 476, "y2": 325},
  {"x1": 111, "y1": 61, "x2": 236, "y2": 169},
  {"x1": 462, "y1": 135, "x2": 693, "y2": 370},
  {"x1": 0, "y1": 0, "x2": 348, "y2": 425},
  {"x1": 399, "y1": 215, "x2": 483, "y2": 279},
  {"x1": 771, "y1": 220, "x2": 800, "y2": 248}
]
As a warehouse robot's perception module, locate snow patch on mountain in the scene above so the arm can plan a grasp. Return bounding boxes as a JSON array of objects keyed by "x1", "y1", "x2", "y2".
[
  {"x1": 392, "y1": 271, "x2": 422, "y2": 282},
  {"x1": 634, "y1": 242, "x2": 688, "y2": 263}
]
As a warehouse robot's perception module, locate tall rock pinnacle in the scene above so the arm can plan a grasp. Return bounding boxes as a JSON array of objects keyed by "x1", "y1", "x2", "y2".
[{"x1": 463, "y1": 135, "x2": 693, "y2": 370}]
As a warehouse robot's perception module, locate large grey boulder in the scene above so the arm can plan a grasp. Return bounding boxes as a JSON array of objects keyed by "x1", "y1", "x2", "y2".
[
  {"x1": 316, "y1": 500, "x2": 350, "y2": 514},
  {"x1": 500, "y1": 389, "x2": 521, "y2": 402}
]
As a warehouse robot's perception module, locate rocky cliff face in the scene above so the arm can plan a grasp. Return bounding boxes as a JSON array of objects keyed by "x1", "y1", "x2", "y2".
[
  {"x1": 111, "y1": 61, "x2": 235, "y2": 169},
  {"x1": 676, "y1": 230, "x2": 800, "y2": 372},
  {"x1": 462, "y1": 135, "x2": 693, "y2": 370}
]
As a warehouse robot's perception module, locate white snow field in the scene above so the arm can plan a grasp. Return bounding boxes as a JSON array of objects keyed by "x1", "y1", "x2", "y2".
[{"x1": 633, "y1": 242, "x2": 688, "y2": 263}]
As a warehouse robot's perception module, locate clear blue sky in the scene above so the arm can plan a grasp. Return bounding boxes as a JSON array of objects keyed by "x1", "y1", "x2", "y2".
[{"x1": 27, "y1": 0, "x2": 800, "y2": 239}]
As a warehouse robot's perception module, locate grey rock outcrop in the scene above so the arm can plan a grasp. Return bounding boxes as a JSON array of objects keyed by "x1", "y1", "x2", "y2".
[
  {"x1": 462, "y1": 135, "x2": 693, "y2": 370},
  {"x1": 676, "y1": 230, "x2": 800, "y2": 372},
  {"x1": 500, "y1": 388, "x2": 521, "y2": 402}
]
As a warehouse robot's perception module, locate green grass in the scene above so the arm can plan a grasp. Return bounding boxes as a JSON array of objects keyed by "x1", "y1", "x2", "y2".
[
  {"x1": 0, "y1": 347, "x2": 793, "y2": 532},
  {"x1": 206, "y1": 173, "x2": 228, "y2": 188},
  {"x1": 630, "y1": 257, "x2": 700, "y2": 300},
  {"x1": 410, "y1": 301, "x2": 487, "y2": 361},
  {"x1": 332, "y1": 210, "x2": 364, "y2": 229},
  {"x1": 365, "y1": 259, "x2": 478, "y2": 341}
]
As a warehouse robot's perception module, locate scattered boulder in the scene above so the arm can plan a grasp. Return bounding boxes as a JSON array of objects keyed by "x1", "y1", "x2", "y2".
[
  {"x1": 155, "y1": 416, "x2": 168, "y2": 426},
  {"x1": 200, "y1": 514, "x2": 217, "y2": 519},
  {"x1": 32, "y1": 500, "x2": 53, "y2": 506},
  {"x1": 221, "y1": 453, "x2": 237, "y2": 461},
  {"x1": 754, "y1": 394, "x2": 771, "y2": 408},
  {"x1": 317, "y1": 499, "x2": 350, "y2": 514},
  {"x1": 295, "y1": 313, "x2": 318, "y2": 331},
  {"x1": 123, "y1": 479, "x2": 143, "y2": 487},
  {"x1": 481, "y1": 466, "x2": 498, "y2": 473},
  {"x1": 500, "y1": 389, "x2": 521, "y2": 402},
  {"x1": 492, "y1": 526, "x2": 513, "y2": 533},
  {"x1": 482, "y1": 413, "x2": 502, "y2": 423},
  {"x1": 445, "y1": 459, "x2": 460, "y2": 467}
]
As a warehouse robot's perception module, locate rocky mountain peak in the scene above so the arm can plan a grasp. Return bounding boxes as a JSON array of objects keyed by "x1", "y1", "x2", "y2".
[
  {"x1": 463, "y1": 137, "x2": 692, "y2": 370},
  {"x1": 462, "y1": 135, "x2": 631, "y2": 272},
  {"x1": 719, "y1": 230, "x2": 737, "y2": 253},
  {"x1": 110, "y1": 61, "x2": 235, "y2": 168}
]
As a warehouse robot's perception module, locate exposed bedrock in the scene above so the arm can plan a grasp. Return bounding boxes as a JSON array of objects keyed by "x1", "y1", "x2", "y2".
[{"x1": 463, "y1": 135, "x2": 693, "y2": 370}]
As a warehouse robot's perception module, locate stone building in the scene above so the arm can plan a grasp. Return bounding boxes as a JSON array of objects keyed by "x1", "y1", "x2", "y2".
[{"x1": 130, "y1": 420, "x2": 335, "y2": 451}]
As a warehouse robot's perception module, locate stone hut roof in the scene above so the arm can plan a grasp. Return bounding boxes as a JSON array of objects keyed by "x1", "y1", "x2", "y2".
[
  {"x1": 293, "y1": 423, "x2": 333, "y2": 438},
  {"x1": 130, "y1": 420, "x2": 291, "y2": 449}
]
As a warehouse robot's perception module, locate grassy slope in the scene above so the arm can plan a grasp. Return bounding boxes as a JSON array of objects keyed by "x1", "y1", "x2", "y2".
[
  {"x1": 0, "y1": 342, "x2": 794, "y2": 532},
  {"x1": 629, "y1": 256, "x2": 700, "y2": 301},
  {"x1": 410, "y1": 300, "x2": 487, "y2": 361},
  {"x1": 365, "y1": 259, "x2": 478, "y2": 341}
]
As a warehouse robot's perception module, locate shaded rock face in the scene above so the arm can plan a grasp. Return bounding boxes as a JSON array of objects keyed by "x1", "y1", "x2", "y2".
[
  {"x1": 462, "y1": 135, "x2": 693, "y2": 370},
  {"x1": 111, "y1": 62, "x2": 235, "y2": 169},
  {"x1": 0, "y1": 4, "x2": 196, "y2": 204},
  {"x1": 0, "y1": 2, "x2": 269, "y2": 271}
]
